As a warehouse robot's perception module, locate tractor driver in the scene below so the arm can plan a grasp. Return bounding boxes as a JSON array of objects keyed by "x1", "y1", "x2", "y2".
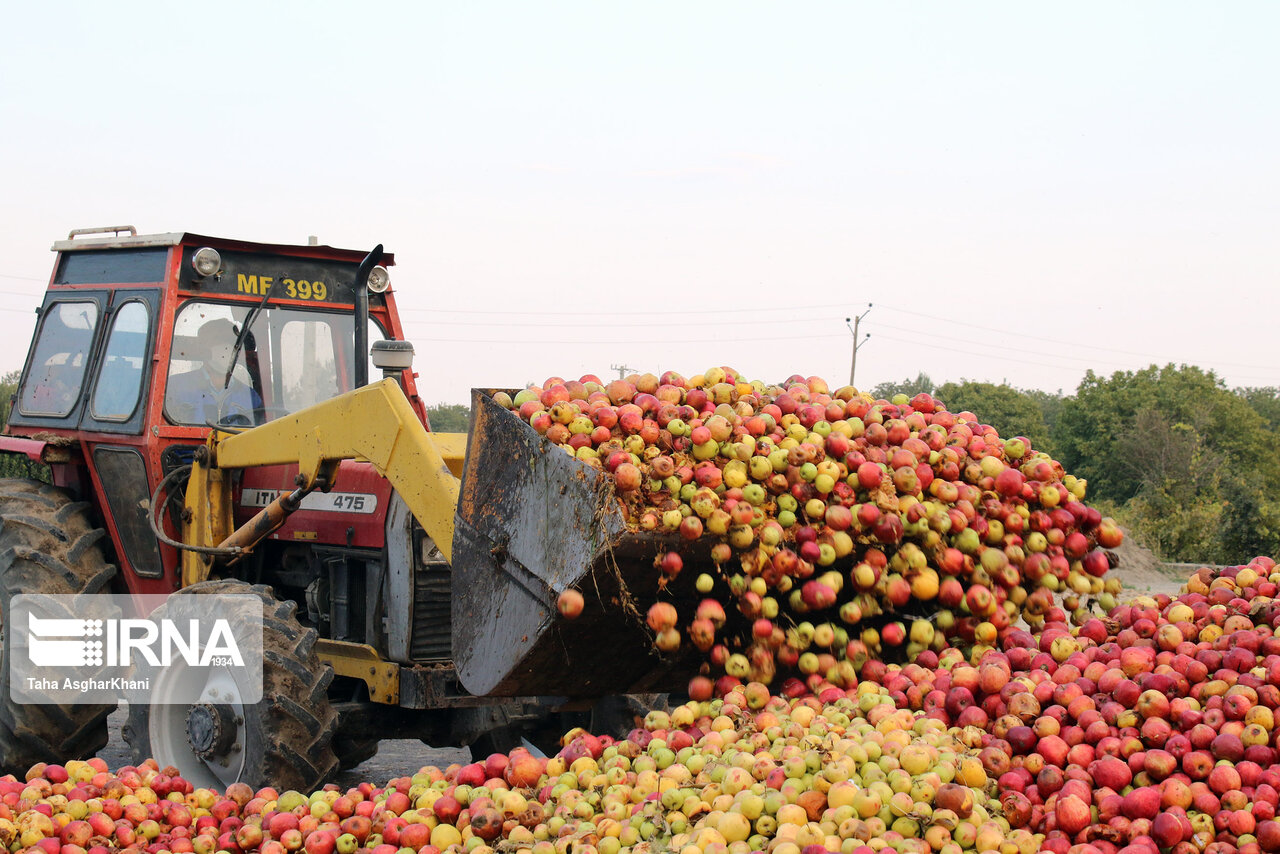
[{"x1": 165, "y1": 318, "x2": 262, "y2": 426}]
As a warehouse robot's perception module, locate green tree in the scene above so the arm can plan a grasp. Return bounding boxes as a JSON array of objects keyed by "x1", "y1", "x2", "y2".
[
  {"x1": 1104, "y1": 408, "x2": 1225, "y2": 559},
  {"x1": 1055, "y1": 365, "x2": 1273, "y2": 504},
  {"x1": 1218, "y1": 468, "x2": 1280, "y2": 563},
  {"x1": 933, "y1": 380, "x2": 1053, "y2": 455},
  {"x1": 1022, "y1": 388, "x2": 1065, "y2": 441},
  {"x1": 0, "y1": 370, "x2": 49, "y2": 481},
  {"x1": 0, "y1": 370, "x2": 16, "y2": 415},
  {"x1": 868, "y1": 372, "x2": 934, "y2": 402},
  {"x1": 1054, "y1": 364, "x2": 1280, "y2": 562},
  {"x1": 425, "y1": 403, "x2": 471, "y2": 433},
  {"x1": 1238, "y1": 386, "x2": 1280, "y2": 432}
]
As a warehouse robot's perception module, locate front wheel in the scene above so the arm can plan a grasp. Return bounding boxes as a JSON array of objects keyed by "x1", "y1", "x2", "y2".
[{"x1": 123, "y1": 580, "x2": 339, "y2": 790}]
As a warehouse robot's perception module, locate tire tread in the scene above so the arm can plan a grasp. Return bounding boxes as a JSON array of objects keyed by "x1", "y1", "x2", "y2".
[
  {"x1": 0, "y1": 478, "x2": 117, "y2": 776},
  {"x1": 123, "y1": 579, "x2": 341, "y2": 790}
]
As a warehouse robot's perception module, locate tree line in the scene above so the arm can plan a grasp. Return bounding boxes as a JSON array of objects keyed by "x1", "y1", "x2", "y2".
[{"x1": 870, "y1": 366, "x2": 1280, "y2": 564}]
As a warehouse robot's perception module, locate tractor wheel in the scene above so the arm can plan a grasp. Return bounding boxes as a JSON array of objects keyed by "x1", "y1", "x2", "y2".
[
  {"x1": 0, "y1": 478, "x2": 117, "y2": 776},
  {"x1": 123, "y1": 580, "x2": 339, "y2": 790}
]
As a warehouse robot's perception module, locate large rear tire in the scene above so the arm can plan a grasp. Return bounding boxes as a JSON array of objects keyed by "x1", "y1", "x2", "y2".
[
  {"x1": 0, "y1": 479, "x2": 117, "y2": 776},
  {"x1": 123, "y1": 580, "x2": 340, "y2": 790}
]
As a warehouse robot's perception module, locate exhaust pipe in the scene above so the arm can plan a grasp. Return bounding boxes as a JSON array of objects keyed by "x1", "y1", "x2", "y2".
[{"x1": 353, "y1": 244, "x2": 384, "y2": 389}]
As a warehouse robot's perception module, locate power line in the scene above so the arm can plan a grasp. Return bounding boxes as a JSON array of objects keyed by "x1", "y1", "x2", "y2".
[
  {"x1": 867, "y1": 332, "x2": 1128, "y2": 375},
  {"x1": 398, "y1": 322, "x2": 1277, "y2": 385},
  {"x1": 402, "y1": 330, "x2": 851, "y2": 345},
  {"x1": 874, "y1": 303, "x2": 1280, "y2": 375},
  {"x1": 396, "y1": 301, "x2": 861, "y2": 317},
  {"x1": 399, "y1": 312, "x2": 837, "y2": 329},
  {"x1": 857, "y1": 332, "x2": 1280, "y2": 385},
  {"x1": 389, "y1": 316, "x2": 1158, "y2": 369},
  {"x1": 871, "y1": 321, "x2": 1149, "y2": 367},
  {"x1": 872, "y1": 302, "x2": 1255, "y2": 368},
  {"x1": 399, "y1": 299, "x2": 1280, "y2": 376}
]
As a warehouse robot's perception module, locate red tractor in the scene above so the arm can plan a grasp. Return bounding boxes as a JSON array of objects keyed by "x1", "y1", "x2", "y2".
[{"x1": 0, "y1": 227, "x2": 680, "y2": 790}]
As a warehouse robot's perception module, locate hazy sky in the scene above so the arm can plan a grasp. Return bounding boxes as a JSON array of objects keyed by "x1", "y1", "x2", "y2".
[{"x1": 2, "y1": 3, "x2": 1277, "y2": 405}]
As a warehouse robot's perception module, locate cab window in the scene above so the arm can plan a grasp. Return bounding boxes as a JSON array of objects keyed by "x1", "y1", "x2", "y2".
[
  {"x1": 19, "y1": 302, "x2": 99, "y2": 417},
  {"x1": 276, "y1": 318, "x2": 386, "y2": 409},
  {"x1": 91, "y1": 301, "x2": 150, "y2": 421},
  {"x1": 279, "y1": 319, "x2": 340, "y2": 411}
]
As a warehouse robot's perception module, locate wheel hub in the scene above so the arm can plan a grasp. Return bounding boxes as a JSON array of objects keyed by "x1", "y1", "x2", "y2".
[{"x1": 185, "y1": 703, "x2": 237, "y2": 760}]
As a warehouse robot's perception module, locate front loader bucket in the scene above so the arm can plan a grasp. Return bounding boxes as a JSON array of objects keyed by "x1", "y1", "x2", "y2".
[{"x1": 452, "y1": 390, "x2": 711, "y2": 697}]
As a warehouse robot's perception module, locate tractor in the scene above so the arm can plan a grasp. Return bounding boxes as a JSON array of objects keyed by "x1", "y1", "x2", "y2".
[{"x1": 0, "y1": 226, "x2": 695, "y2": 791}]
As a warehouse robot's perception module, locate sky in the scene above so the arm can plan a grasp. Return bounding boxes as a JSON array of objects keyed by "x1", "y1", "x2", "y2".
[{"x1": 1, "y1": 2, "x2": 1277, "y2": 406}]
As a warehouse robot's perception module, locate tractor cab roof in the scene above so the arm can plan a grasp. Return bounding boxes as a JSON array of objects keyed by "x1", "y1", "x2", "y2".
[{"x1": 52, "y1": 226, "x2": 395, "y2": 267}]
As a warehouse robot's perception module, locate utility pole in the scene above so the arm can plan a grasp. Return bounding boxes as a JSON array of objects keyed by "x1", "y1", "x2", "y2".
[
  {"x1": 845, "y1": 304, "x2": 872, "y2": 387},
  {"x1": 610, "y1": 364, "x2": 637, "y2": 380}
]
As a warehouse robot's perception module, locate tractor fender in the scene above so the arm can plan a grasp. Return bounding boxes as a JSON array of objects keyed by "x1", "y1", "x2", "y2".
[{"x1": 0, "y1": 435, "x2": 53, "y2": 463}]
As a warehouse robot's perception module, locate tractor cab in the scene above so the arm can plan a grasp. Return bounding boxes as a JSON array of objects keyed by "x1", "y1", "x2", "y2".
[{"x1": 5, "y1": 226, "x2": 419, "y2": 594}]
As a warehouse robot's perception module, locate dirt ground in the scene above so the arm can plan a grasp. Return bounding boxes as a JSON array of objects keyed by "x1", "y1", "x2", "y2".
[
  {"x1": 95, "y1": 529, "x2": 1198, "y2": 786},
  {"x1": 1108, "y1": 531, "x2": 1193, "y2": 599}
]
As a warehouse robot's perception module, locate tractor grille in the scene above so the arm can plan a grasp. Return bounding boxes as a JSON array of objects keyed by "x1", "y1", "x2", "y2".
[{"x1": 410, "y1": 565, "x2": 452, "y2": 661}]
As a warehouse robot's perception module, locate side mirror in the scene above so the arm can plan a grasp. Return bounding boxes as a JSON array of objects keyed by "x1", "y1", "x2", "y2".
[{"x1": 371, "y1": 339, "x2": 414, "y2": 379}]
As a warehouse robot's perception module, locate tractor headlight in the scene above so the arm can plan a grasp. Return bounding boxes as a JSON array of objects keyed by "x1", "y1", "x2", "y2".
[
  {"x1": 192, "y1": 247, "x2": 222, "y2": 278},
  {"x1": 367, "y1": 265, "x2": 391, "y2": 293}
]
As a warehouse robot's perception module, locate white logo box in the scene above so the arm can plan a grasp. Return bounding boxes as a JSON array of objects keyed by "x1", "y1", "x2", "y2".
[{"x1": 10, "y1": 593, "x2": 264, "y2": 705}]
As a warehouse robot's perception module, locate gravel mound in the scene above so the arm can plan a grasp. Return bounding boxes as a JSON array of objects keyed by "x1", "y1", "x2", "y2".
[{"x1": 1111, "y1": 529, "x2": 1185, "y2": 597}]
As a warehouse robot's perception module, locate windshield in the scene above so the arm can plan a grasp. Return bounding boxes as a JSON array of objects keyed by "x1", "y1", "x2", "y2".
[{"x1": 164, "y1": 300, "x2": 384, "y2": 427}]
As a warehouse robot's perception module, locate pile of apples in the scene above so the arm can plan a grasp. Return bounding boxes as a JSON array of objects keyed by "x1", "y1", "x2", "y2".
[
  {"x1": 500, "y1": 369, "x2": 1122, "y2": 687},
  {"x1": 867, "y1": 556, "x2": 1280, "y2": 853},
  {"x1": 7, "y1": 560, "x2": 1280, "y2": 854},
  {"x1": 0, "y1": 683, "x2": 1023, "y2": 854}
]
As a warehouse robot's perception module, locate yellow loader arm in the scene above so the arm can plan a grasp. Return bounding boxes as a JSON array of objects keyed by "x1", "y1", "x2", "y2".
[{"x1": 182, "y1": 379, "x2": 464, "y2": 585}]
